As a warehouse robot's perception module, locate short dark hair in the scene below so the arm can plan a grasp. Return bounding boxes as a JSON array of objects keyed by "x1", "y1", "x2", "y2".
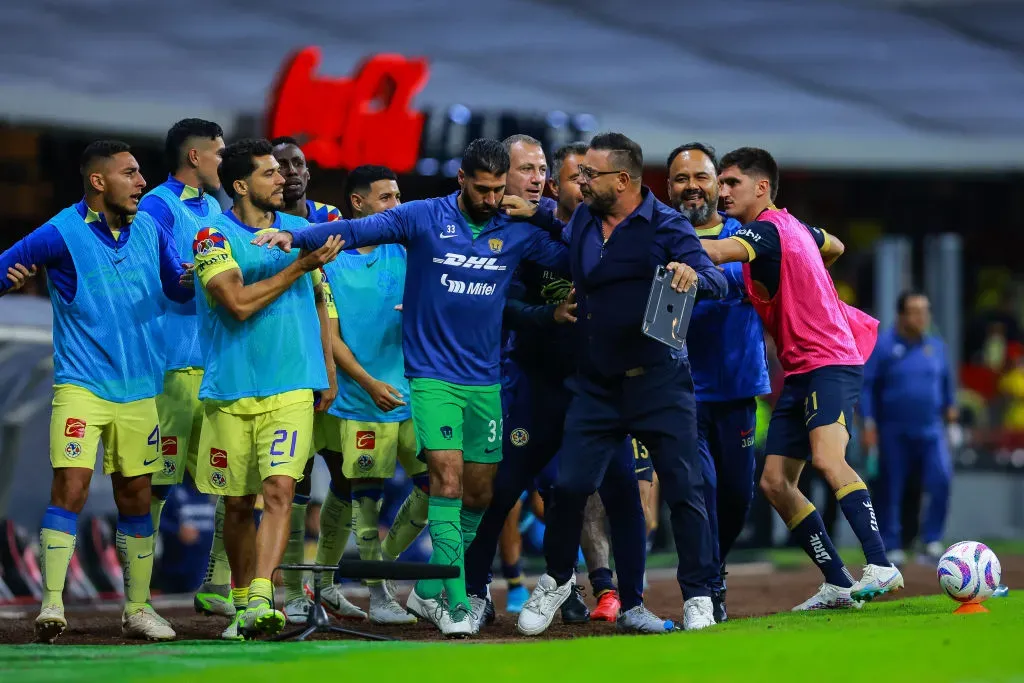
[
  {"x1": 897, "y1": 290, "x2": 928, "y2": 314},
  {"x1": 502, "y1": 134, "x2": 543, "y2": 152},
  {"x1": 80, "y1": 140, "x2": 132, "y2": 175},
  {"x1": 720, "y1": 147, "x2": 780, "y2": 201},
  {"x1": 164, "y1": 118, "x2": 223, "y2": 170},
  {"x1": 270, "y1": 135, "x2": 301, "y2": 148},
  {"x1": 345, "y1": 165, "x2": 398, "y2": 200},
  {"x1": 551, "y1": 142, "x2": 588, "y2": 184},
  {"x1": 461, "y1": 138, "x2": 510, "y2": 178},
  {"x1": 666, "y1": 142, "x2": 719, "y2": 173},
  {"x1": 219, "y1": 138, "x2": 274, "y2": 198},
  {"x1": 589, "y1": 132, "x2": 643, "y2": 179}
]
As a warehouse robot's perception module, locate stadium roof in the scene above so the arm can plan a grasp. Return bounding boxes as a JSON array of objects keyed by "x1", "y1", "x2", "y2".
[{"x1": 3, "y1": 0, "x2": 1024, "y2": 170}]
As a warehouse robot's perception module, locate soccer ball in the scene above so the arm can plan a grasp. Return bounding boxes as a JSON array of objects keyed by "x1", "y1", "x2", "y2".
[{"x1": 936, "y1": 541, "x2": 1002, "y2": 603}]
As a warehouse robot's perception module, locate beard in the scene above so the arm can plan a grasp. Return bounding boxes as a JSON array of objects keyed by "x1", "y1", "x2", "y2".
[
  {"x1": 678, "y1": 197, "x2": 717, "y2": 226},
  {"x1": 251, "y1": 190, "x2": 284, "y2": 213},
  {"x1": 583, "y1": 186, "x2": 615, "y2": 216}
]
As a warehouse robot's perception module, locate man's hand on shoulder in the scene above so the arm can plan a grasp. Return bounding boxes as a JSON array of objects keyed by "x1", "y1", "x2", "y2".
[
  {"x1": 252, "y1": 230, "x2": 295, "y2": 251},
  {"x1": 501, "y1": 194, "x2": 538, "y2": 218},
  {"x1": 296, "y1": 235, "x2": 345, "y2": 272}
]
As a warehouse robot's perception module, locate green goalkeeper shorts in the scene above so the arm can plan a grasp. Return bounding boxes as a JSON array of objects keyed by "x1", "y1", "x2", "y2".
[{"x1": 409, "y1": 378, "x2": 502, "y2": 464}]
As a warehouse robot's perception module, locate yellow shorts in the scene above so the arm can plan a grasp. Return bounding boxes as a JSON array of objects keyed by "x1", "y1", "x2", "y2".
[
  {"x1": 195, "y1": 398, "x2": 314, "y2": 496},
  {"x1": 327, "y1": 417, "x2": 424, "y2": 479},
  {"x1": 49, "y1": 384, "x2": 161, "y2": 477},
  {"x1": 153, "y1": 368, "x2": 204, "y2": 485}
]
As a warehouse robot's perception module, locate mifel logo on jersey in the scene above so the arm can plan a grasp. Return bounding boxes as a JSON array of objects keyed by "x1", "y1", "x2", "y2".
[
  {"x1": 161, "y1": 436, "x2": 178, "y2": 456},
  {"x1": 356, "y1": 431, "x2": 376, "y2": 450},
  {"x1": 209, "y1": 448, "x2": 228, "y2": 468},
  {"x1": 64, "y1": 418, "x2": 86, "y2": 439}
]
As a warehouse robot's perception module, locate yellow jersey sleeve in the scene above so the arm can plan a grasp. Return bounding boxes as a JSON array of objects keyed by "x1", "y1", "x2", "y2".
[
  {"x1": 321, "y1": 279, "x2": 339, "y2": 319},
  {"x1": 193, "y1": 227, "x2": 238, "y2": 286}
]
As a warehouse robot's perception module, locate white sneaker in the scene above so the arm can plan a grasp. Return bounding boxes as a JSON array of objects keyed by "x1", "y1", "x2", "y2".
[
  {"x1": 369, "y1": 585, "x2": 417, "y2": 625},
  {"x1": 438, "y1": 604, "x2": 473, "y2": 639},
  {"x1": 517, "y1": 573, "x2": 574, "y2": 636},
  {"x1": 888, "y1": 549, "x2": 907, "y2": 567},
  {"x1": 284, "y1": 596, "x2": 312, "y2": 624},
  {"x1": 851, "y1": 564, "x2": 904, "y2": 602},
  {"x1": 122, "y1": 607, "x2": 176, "y2": 641},
  {"x1": 469, "y1": 594, "x2": 488, "y2": 634},
  {"x1": 35, "y1": 604, "x2": 67, "y2": 643},
  {"x1": 682, "y1": 596, "x2": 716, "y2": 631},
  {"x1": 792, "y1": 583, "x2": 864, "y2": 611},
  {"x1": 406, "y1": 589, "x2": 445, "y2": 626},
  {"x1": 313, "y1": 583, "x2": 367, "y2": 620},
  {"x1": 924, "y1": 541, "x2": 945, "y2": 559}
]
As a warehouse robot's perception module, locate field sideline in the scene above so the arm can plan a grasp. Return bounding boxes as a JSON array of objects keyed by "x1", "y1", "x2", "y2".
[{"x1": 2, "y1": 594, "x2": 1021, "y2": 683}]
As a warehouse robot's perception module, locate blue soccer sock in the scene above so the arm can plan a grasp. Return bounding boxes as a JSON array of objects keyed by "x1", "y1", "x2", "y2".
[
  {"x1": 502, "y1": 562, "x2": 523, "y2": 589},
  {"x1": 589, "y1": 567, "x2": 616, "y2": 596},
  {"x1": 836, "y1": 482, "x2": 890, "y2": 567},
  {"x1": 787, "y1": 504, "x2": 854, "y2": 588}
]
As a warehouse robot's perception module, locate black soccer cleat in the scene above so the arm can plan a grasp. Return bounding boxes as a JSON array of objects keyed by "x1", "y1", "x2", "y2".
[
  {"x1": 712, "y1": 590, "x2": 727, "y2": 623},
  {"x1": 561, "y1": 585, "x2": 590, "y2": 624},
  {"x1": 484, "y1": 595, "x2": 496, "y2": 625}
]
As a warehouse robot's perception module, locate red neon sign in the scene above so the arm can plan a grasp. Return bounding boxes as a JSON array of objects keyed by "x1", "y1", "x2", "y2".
[{"x1": 267, "y1": 47, "x2": 429, "y2": 173}]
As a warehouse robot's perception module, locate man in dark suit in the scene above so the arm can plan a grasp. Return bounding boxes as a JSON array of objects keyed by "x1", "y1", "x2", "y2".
[{"x1": 505, "y1": 132, "x2": 727, "y2": 635}]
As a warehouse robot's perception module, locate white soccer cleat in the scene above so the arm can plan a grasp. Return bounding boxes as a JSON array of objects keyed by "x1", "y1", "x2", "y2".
[
  {"x1": 516, "y1": 573, "x2": 575, "y2": 636},
  {"x1": 888, "y1": 549, "x2": 907, "y2": 567},
  {"x1": 369, "y1": 587, "x2": 418, "y2": 625},
  {"x1": 313, "y1": 583, "x2": 367, "y2": 620},
  {"x1": 438, "y1": 604, "x2": 473, "y2": 639},
  {"x1": 220, "y1": 613, "x2": 245, "y2": 641},
  {"x1": 284, "y1": 596, "x2": 313, "y2": 624},
  {"x1": 122, "y1": 607, "x2": 176, "y2": 641},
  {"x1": 35, "y1": 604, "x2": 67, "y2": 644},
  {"x1": 792, "y1": 583, "x2": 864, "y2": 611},
  {"x1": 924, "y1": 541, "x2": 945, "y2": 559},
  {"x1": 851, "y1": 564, "x2": 904, "y2": 602},
  {"x1": 406, "y1": 589, "x2": 445, "y2": 626},
  {"x1": 682, "y1": 596, "x2": 716, "y2": 631}
]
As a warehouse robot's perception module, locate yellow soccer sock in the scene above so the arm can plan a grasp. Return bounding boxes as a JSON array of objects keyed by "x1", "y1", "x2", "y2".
[
  {"x1": 204, "y1": 497, "x2": 232, "y2": 586},
  {"x1": 39, "y1": 527, "x2": 76, "y2": 608},
  {"x1": 353, "y1": 484, "x2": 384, "y2": 585},
  {"x1": 282, "y1": 501, "x2": 308, "y2": 603},
  {"x1": 314, "y1": 488, "x2": 352, "y2": 588},
  {"x1": 115, "y1": 514, "x2": 155, "y2": 615},
  {"x1": 247, "y1": 578, "x2": 274, "y2": 607},
  {"x1": 231, "y1": 587, "x2": 248, "y2": 611},
  {"x1": 382, "y1": 481, "x2": 428, "y2": 561}
]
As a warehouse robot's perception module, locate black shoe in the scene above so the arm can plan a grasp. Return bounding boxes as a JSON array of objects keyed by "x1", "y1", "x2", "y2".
[
  {"x1": 484, "y1": 596, "x2": 496, "y2": 624},
  {"x1": 561, "y1": 585, "x2": 590, "y2": 623},
  {"x1": 712, "y1": 590, "x2": 727, "y2": 623}
]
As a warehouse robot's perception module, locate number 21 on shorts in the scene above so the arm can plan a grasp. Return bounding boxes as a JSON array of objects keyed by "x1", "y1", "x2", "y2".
[{"x1": 271, "y1": 430, "x2": 299, "y2": 458}]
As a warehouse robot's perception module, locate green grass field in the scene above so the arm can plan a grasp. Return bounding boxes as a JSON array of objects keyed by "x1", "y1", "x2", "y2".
[{"x1": 3, "y1": 595, "x2": 1022, "y2": 683}]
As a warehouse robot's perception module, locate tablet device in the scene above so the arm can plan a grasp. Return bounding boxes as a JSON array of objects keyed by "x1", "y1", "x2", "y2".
[{"x1": 641, "y1": 266, "x2": 697, "y2": 351}]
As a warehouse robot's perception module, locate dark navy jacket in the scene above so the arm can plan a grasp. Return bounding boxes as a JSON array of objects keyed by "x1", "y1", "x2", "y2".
[{"x1": 533, "y1": 188, "x2": 726, "y2": 377}]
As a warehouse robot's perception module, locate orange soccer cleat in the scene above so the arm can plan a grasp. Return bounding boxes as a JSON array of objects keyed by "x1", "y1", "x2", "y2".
[{"x1": 590, "y1": 590, "x2": 621, "y2": 622}]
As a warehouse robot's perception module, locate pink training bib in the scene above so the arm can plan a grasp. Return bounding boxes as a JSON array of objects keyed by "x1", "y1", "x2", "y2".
[{"x1": 742, "y1": 208, "x2": 878, "y2": 376}]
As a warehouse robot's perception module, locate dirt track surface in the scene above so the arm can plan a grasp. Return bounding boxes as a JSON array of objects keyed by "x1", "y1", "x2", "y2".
[{"x1": 3, "y1": 557, "x2": 1021, "y2": 645}]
